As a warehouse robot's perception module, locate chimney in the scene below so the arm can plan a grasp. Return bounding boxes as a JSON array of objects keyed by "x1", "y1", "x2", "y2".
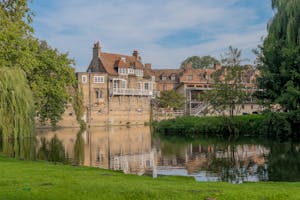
[
  {"x1": 133, "y1": 50, "x2": 140, "y2": 60},
  {"x1": 93, "y1": 41, "x2": 101, "y2": 59},
  {"x1": 145, "y1": 63, "x2": 152, "y2": 70}
]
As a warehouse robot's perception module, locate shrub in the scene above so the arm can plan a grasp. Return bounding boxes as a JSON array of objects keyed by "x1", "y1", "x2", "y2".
[{"x1": 154, "y1": 113, "x2": 299, "y2": 140}]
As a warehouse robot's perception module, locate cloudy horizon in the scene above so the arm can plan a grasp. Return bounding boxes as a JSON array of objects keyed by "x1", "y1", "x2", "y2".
[{"x1": 29, "y1": 0, "x2": 274, "y2": 71}]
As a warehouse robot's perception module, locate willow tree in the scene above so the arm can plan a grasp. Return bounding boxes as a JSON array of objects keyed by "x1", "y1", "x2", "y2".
[
  {"x1": 258, "y1": 0, "x2": 300, "y2": 110},
  {"x1": 0, "y1": 67, "x2": 34, "y2": 138},
  {"x1": 0, "y1": 67, "x2": 35, "y2": 158}
]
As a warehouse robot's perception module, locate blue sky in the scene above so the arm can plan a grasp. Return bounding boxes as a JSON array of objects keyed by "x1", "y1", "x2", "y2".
[{"x1": 29, "y1": 0, "x2": 274, "y2": 71}]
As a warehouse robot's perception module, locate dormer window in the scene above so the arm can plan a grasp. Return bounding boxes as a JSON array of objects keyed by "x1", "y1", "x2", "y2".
[
  {"x1": 171, "y1": 75, "x2": 176, "y2": 81},
  {"x1": 162, "y1": 76, "x2": 167, "y2": 81},
  {"x1": 121, "y1": 57, "x2": 126, "y2": 62}
]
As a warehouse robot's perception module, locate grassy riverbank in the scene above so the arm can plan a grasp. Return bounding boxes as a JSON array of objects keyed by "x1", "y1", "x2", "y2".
[
  {"x1": 154, "y1": 112, "x2": 300, "y2": 139},
  {"x1": 1, "y1": 156, "x2": 300, "y2": 200}
]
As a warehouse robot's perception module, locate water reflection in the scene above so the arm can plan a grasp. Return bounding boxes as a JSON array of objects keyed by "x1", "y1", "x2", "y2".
[
  {"x1": 1, "y1": 127, "x2": 300, "y2": 182},
  {"x1": 83, "y1": 126, "x2": 154, "y2": 175},
  {"x1": 155, "y1": 141, "x2": 269, "y2": 183},
  {"x1": 1, "y1": 137, "x2": 35, "y2": 160}
]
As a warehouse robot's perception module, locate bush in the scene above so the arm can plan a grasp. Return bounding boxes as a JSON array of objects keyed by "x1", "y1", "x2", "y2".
[{"x1": 154, "y1": 112, "x2": 300, "y2": 139}]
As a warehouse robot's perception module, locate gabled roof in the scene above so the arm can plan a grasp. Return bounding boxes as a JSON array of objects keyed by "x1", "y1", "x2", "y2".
[{"x1": 87, "y1": 52, "x2": 145, "y2": 75}]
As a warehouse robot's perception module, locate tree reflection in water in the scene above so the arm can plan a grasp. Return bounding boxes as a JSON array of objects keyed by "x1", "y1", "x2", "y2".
[
  {"x1": 1, "y1": 127, "x2": 299, "y2": 182},
  {"x1": 268, "y1": 142, "x2": 300, "y2": 181},
  {"x1": 73, "y1": 130, "x2": 85, "y2": 165},
  {"x1": 1, "y1": 137, "x2": 35, "y2": 160},
  {"x1": 37, "y1": 135, "x2": 66, "y2": 163}
]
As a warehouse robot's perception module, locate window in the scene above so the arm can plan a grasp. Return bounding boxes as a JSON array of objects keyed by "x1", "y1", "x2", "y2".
[
  {"x1": 135, "y1": 69, "x2": 144, "y2": 77},
  {"x1": 113, "y1": 80, "x2": 118, "y2": 88},
  {"x1": 144, "y1": 83, "x2": 149, "y2": 90},
  {"x1": 94, "y1": 76, "x2": 104, "y2": 83},
  {"x1": 128, "y1": 68, "x2": 134, "y2": 74},
  {"x1": 171, "y1": 75, "x2": 176, "y2": 81},
  {"x1": 162, "y1": 76, "x2": 167, "y2": 81},
  {"x1": 82, "y1": 75, "x2": 87, "y2": 83},
  {"x1": 187, "y1": 75, "x2": 193, "y2": 81},
  {"x1": 96, "y1": 90, "x2": 102, "y2": 99},
  {"x1": 151, "y1": 76, "x2": 155, "y2": 82}
]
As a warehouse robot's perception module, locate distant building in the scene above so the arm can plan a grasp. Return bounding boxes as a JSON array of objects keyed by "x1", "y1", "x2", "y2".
[
  {"x1": 152, "y1": 63, "x2": 263, "y2": 116},
  {"x1": 77, "y1": 42, "x2": 155, "y2": 126}
]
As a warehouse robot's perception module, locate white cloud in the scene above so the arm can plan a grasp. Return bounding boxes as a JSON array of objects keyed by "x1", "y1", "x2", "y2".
[{"x1": 30, "y1": 0, "x2": 272, "y2": 71}]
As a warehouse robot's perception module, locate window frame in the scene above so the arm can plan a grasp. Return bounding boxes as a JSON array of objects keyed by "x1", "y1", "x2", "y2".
[
  {"x1": 94, "y1": 76, "x2": 104, "y2": 83},
  {"x1": 82, "y1": 75, "x2": 87, "y2": 83}
]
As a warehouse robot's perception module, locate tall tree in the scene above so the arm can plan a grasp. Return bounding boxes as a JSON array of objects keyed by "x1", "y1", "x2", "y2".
[
  {"x1": 201, "y1": 47, "x2": 251, "y2": 134},
  {"x1": 0, "y1": 0, "x2": 79, "y2": 126},
  {"x1": 221, "y1": 46, "x2": 244, "y2": 67},
  {"x1": 181, "y1": 55, "x2": 219, "y2": 69},
  {"x1": 258, "y1": 0, "x2": 300, "y2": 111},
  {"x1": 203, "y1": 66, "x2": 251, "y2": 118}
]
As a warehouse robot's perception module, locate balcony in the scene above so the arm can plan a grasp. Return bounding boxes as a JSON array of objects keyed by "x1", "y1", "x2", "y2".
[{"x1": 110, "y1": 88, "x2": 153, "y2": 96}]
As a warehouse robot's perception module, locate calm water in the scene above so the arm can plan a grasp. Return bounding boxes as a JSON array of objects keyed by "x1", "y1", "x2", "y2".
[{"x1": 1, "y1": 126, "x2": 300, "y2": 183}]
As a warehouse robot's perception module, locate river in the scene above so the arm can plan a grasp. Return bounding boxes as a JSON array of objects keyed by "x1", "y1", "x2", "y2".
[{"x1": 1, "y1": 126, "x2": 299, "y2": 183}]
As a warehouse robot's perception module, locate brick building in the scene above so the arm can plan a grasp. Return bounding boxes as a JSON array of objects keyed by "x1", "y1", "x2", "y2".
[
  {"x1": 77, "y1": 42, "x2": 155, "y2": 126},
  {"x1": 152, "y1": 63, "x2": 263, "y2": 116}
]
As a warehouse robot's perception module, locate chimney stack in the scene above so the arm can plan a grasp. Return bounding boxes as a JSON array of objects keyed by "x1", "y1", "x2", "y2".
[
  {"x1": 93, "y1": 41, "x2": 101, "y2": 59},
  {"x1": 133, "y1": 50, "x2": 140, "y2": 60}
]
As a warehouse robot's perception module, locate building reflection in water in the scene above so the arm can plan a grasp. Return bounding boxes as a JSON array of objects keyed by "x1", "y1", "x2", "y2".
[
  {"x1": 37, "y1": 126, "x2": 155, "y2": 176},
  {"x1": 35, "y1": 127, "x2": 280, "y2": 182}
]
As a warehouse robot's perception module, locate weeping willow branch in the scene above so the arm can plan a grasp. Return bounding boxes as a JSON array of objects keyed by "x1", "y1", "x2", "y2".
[{"x1": 0, "y1": 67, "x2": 35, "y2": 138}]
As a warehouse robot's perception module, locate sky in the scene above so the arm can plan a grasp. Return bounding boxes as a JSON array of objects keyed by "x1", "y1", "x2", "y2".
[{"x1": 29, "y1": 0, "x2": 274, "y2": 71}]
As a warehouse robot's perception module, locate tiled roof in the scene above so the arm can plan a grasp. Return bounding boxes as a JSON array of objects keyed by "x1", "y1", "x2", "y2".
[
  {"x1": 87, "y1": 51, "x2": 146, "y2": 76},
  {"x1": 152, "y1": 69, "x2": 183, "y2": 77}
]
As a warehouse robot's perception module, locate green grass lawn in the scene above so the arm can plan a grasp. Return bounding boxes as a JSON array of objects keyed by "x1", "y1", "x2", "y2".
[{"x1": 0, "y1": 156, "x2": 299, "y2": 200}]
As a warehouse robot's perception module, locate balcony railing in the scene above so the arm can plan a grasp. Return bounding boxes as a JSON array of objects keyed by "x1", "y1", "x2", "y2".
[{"x1": 110, "y1": 88, "x2": 153, "y2": 96}]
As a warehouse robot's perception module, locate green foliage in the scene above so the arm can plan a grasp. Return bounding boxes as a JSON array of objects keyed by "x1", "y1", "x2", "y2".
[
  {"x1": 221, "y1": 46, "x2": 247, "y2": 66},
  {"x1": 157, "y1": 90, "x2": 185, "y2": 110},
  {"x1": 258, "y1": 0, "x2": 300, "y2": 110},
  {"x1": 154, "y1": 112, "x2": 300, "y2": 139},
  {"x1": 0, "y1": 1, "x2": 81, "y2": 126},
  {"x1": 0, "y1": 0, "x2": 35, "y2": 71},
  {"x1": 72, "y1": 86, "x2": 85, "y2": 128},
  {"x1": 0, "y1": 67, "x2": 34, "y2": 138},
  {"x1": 202, "y1": 47, "x2": 251, "y2": 118},
  {"x1": 31, "y1": 41, "x2": 76, "y2": 126},
  {"x1": 181, "y1": 55, "x2": 219, "y2": 69}
]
